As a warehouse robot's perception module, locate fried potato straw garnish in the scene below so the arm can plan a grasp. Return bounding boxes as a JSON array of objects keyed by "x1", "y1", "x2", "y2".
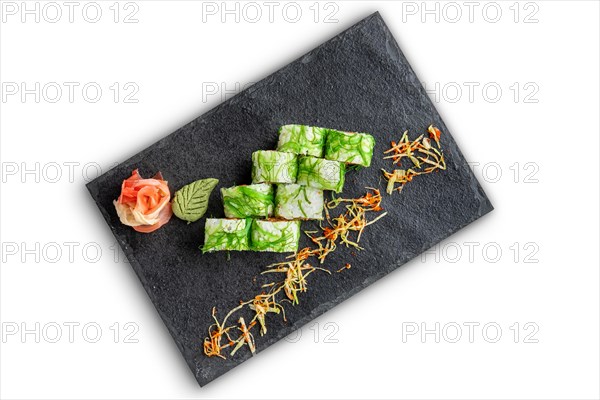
[
  {"x1": 203, "y1": 305, "x2": 246, "y2": 359},
  {"x1": 262, "y1": 254, "x2": 330, "y2": 305},
  {"x1": 203, "y1": 189, "x2": 386, "y2": 359},
  {"x1": 337, "y1": 263, "x2": 351, "y2": 273},
  {"x1": 203, "y1": 250, "x2": 326, "y2": 358},
  {"x1": 306, "y1": 188, "x2": 387, "y2": 263},
  {"x1": 382, "y1": 125, "x2": 447, "y2": 194}
]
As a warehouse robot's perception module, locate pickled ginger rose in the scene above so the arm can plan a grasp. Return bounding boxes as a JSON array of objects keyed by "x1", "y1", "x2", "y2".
[{"x1": 114, "y1": 169, "x2": 172, "y2": 233}]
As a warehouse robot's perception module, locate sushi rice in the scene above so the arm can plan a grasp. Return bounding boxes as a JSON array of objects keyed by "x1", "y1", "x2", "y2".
[{"x1": 275, "y1": 184, "x2": 324, "y2": 220}]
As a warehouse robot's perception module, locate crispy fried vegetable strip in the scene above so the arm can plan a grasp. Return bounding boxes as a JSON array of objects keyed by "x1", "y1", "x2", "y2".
[
  {"x1": 203, "y1": 302, "x2": 250, "y2": 359},
  {"x1": 262, "y1": 252, "x2": 329, "y2": 304},
  {"x1": 230, "y1": 317, "x2": 256, "y2": 356},
  {"x1": 382, "y1": 125, "x2": 446, "y2": 194},
  {"x1": 337, "y1": 263, "x2": 351, "y2": 273},
  {"x1": 306, "y1": 188, "x2": 387, "y2": 263}
]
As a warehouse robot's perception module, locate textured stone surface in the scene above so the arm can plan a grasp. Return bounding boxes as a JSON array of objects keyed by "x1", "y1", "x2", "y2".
[{"x1": 87, "y1": 12, "x2": 493, "y2": 387}]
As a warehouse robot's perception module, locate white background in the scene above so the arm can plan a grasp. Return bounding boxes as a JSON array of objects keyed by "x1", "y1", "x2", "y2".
[{"x1": 1, "y1": 1, "x2": 599, "y2": 399}]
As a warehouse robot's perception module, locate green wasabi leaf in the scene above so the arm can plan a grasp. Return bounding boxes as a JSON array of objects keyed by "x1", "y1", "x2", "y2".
[{"x1": 172, "y1": 178, "x2": 219, "y2": 223}]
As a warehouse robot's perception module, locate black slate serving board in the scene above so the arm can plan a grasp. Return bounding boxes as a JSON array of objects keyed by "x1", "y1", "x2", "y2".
[{"x1": 87, "y1": 12, "x2": 493, "y2": 386}]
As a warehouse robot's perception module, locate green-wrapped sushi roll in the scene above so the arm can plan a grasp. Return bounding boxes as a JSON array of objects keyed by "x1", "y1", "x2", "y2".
[
  {"x1": 202, "y1": 218, "x2": 251, "y2": 253},
  {"x1": 296, "y1": 156, "x2": 345, "y2": 193},
  {"x1": 250, "y1": 219, "x2": 301, "y2": 253},
  {"x1": 222, "y1": 183, "x2": 274, "y2": 218},
  {"x1": 251, "y1": 151, "x2": 298, "y2": 184},
  {"x1": 324, "y1": 130, "x2": 375, "y2": 167},
  {"x1": 275, "y1": 184, "x2": 324, "y2": 220},
  {"x1": 276, "y1": 125, "x2": 327, "y2": 157}
]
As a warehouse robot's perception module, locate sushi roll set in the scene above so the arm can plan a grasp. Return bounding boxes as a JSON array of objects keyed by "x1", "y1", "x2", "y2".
[{"x1": 202, "y1": 124, "x2": 375, "y2": 254}]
